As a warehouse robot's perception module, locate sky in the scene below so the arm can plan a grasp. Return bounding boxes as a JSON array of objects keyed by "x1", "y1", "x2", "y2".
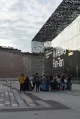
[{"x1": 0, "y1": 0, "x2": 63, "y2": 52}]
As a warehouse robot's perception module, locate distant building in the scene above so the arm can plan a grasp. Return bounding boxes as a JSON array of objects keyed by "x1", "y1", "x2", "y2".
[{"x1": 0, "y1": 47, "x2": 44, "y2": 78}]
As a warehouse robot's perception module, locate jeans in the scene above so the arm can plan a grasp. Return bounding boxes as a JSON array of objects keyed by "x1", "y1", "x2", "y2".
[
  {"x1": 33, "y1": 82, "x2": 35, "y2": 90},
  {"x1": 20, "y1": 84, "x2": 24, "y2": 92},
  {"x1": 36, "y1": 82, "x2": 40, "y2": 92},
  {"x1": 50, "y1": 82, "x2": 53, "y2": 91},
  {"x1": 68, "y1": 81, "x2": 72, "y2": 90}
]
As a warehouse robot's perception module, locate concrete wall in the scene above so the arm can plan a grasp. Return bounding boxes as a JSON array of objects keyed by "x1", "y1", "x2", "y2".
[{"x1": 0, "y1": 49, "x2": 44, "y2": 78}]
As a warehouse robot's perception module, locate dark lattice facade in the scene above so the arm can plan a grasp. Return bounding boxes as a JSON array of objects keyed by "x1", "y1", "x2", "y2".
[{"x1": 32, "y1": 0, "x2": 80, "y2": 42}]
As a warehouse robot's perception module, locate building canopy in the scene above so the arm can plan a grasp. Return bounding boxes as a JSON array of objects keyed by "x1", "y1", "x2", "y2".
[{"x1": 32, "y1": 0, "x2": 80, "y2": 42}]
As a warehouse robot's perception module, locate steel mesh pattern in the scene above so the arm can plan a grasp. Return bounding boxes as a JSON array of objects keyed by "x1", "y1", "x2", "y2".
[
  {"x1": 32, "y1": 0, "x2": 80, "y2": 42},
  {"x1": 32, "y1": 41, "x2": 51, "y2": 53},
  {"x1": 44, "y1": 41, "x2": 52, "y2": 48},
  {"x1": 32, "y1": 41, "x2": 44, "y2": 53}
]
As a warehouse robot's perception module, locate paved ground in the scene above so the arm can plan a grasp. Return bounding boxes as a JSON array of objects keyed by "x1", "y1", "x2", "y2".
[
  {"x1": 0, "y1": 83, "x2": 50, "y2": 110},
  {"x1": 0, "y1": 81, "x2": 80, "y2": 119},
  {"x1": 0, "y1": 83, "x2": 69, "y2": 111}
]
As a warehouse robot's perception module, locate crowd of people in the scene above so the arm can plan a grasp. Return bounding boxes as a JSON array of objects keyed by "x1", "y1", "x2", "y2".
[{"x1": 19, "y1": 73, "x2": 72, "y2": 93}]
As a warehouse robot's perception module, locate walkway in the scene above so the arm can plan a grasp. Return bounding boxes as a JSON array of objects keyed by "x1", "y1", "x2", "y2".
[
  {"x1": 0, "y1": 83, "x2": 53, "y2": 111},
  {"x1": 0, "y1": 81, "x2": 80, "y2": 119}
]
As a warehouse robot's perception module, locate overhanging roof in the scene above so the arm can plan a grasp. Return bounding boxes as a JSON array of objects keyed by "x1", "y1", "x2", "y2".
[{"x1": 32, "y1": 0, "x2": 80, "y2": 42}]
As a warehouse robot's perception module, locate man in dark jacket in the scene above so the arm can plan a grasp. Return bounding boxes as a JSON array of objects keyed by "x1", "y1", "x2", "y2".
[
  {"x1": 35, "y1": 73, "x2": 40, "y2": 92},
  {"x1": 24, "y1": 76, "x2": 30, "y2": 91},
  {"x1": 50, "y1": 75, "x2": 53, "y2": 91},
  {"x1": 67, "y1": 74, "x2": 72, "y2": 91}
]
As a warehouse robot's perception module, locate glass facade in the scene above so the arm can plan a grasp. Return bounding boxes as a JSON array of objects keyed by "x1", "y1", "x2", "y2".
[{"x1": 45, "y1": 16, "x2": 80, "y2": 82}]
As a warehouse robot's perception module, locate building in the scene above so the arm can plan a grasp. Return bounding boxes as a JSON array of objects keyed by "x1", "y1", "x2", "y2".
[
  {"x1": 0, "y1": 46, "x2": 44, "y2": 78},
  {"x1": 31, "y1": 41, "x2": 51, "y2": 53},
  {"x1": 32, "y1": 0, "x2": 80, "y2": 81}
]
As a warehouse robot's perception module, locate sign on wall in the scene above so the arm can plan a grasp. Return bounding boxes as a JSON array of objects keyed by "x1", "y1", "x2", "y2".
[
  {"x1": 45, "y1": 47, "x2": 66, "y2": 68},
  {"x1": 53, "y1": 47, "x2": 66, "y2": 68}
]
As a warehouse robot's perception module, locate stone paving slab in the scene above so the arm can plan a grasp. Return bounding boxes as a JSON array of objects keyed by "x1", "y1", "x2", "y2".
[
  {"x1": 12, "y1": 90, "x2": 26, "y2": 107},
  {"x1": 20, "y1": 93, "x2": 36, "y2": 107},
  {"x1": 36, "y1": 100, "x2": 51, "y2": 107},
  {"x1": 0, "y1": 84, "x2": 51, "y2": 109},
  {"x1": 0, "y1": 83, "x2": 70, "y2": 112}
]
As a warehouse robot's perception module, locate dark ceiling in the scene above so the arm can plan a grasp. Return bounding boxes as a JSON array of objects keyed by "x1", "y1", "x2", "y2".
[{"x1": 32, "y1": 0, "x2": 80, "y2": 42}]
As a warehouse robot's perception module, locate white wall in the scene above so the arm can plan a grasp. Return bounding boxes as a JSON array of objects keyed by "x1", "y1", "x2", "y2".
[{"x1": 52, "y1": 15, "x2": 80, "y2": 51}]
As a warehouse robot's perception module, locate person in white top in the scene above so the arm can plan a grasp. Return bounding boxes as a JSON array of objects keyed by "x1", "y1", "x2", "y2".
[
  {"x1": 56, "y1": 77, "x2": 61, "y2": 83},
  {"x1": 56, "y1": 75, "x2": 61, "y2": 90}
]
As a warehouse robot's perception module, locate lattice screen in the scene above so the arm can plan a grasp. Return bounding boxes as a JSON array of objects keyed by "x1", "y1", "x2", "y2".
[
  {"x1": 32, "y1": 41, "x2": 52, "y2": 53},
  {"x1": 31, "y1": 41, "x2": 44, "y2": 53}
]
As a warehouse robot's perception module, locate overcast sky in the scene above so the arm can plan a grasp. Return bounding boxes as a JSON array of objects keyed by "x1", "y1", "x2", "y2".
[{"x1": 0, "y1": 0, "x2": 63, "y2": 52}]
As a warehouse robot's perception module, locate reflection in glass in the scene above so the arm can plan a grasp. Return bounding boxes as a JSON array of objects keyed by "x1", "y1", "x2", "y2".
[
  {"x1": 72, "y1": 20, "x2": 78, "y2": 38},
  {"x1": 65, "y1": 41, "x2": 69, "y2": 51},
  {"x1": 77, "y1": 34, "x2": 80, "y2": 50},
  {"x1": 68, "y1": 39, "x2": 73, "y2": 51},
  {"x1": 72, "y1": 36, "x2": 78, "y2": 51},
  {"x1": 67, "y1": 25, "x2": 73, "y2": 40}
]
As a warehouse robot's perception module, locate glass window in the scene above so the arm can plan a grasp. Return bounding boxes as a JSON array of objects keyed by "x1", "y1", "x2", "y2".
[
  {"x1": 68, "y1": 39, "x2": 73, "y2": 51},
  {"x1": 59, "y1": 32, "x2": 64, "y2": 45},
  {"x1": 67, "y1": 25, "x2": 73, "y2": 40},
  {"x1": 72, "y1": 36, "x2": 78, "y2": 51},
  {"x1": 59, "y1": 44, "x2": 66, "y2": 56},
  {"x1": 56, "y1": 34, "x2": 62, "y2": 46},
  {"x1": 67, "y1": 41, "x2": 70, "y2": 51},
  {"x1": 52, "y1": 38, "x2": 58, "y2": 48},
  {"x1": 77, "y1": 34, "x2": 80, "y2": 50},
  {"x1": 64, "y1": 41, "x2": 69, "y2": 51},
  {"x1": 60, "y1": 44, "x2": 64, "y2": 50},
  {"x1": 62, "y1": 43, "x2": 66, "y2": 51},
  {"x1": 77, "y1": 19, "x2": 80, "y2": 34},
  {"x1": 72, "y1": 20, "x2": 78, "y2": 38},
  {"x1": 63, "y1": 28, "x2": 68, "y2": 42}
]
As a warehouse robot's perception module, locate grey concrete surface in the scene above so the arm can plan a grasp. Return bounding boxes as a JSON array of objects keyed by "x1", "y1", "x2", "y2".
[
  {"x1": 0, "y1": 84, "x2": 53, "y2": 110},
  {"x1": 0, "y1": 81, "x2": 80, "y2": 118},
  {"x1": 0, "y1": 110, "x2": 80, "y2": 119}
]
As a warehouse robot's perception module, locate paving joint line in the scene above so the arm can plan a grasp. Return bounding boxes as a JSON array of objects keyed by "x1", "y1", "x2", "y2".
[
  {"x1": 8, "y1": 88, "x2": 12, "y2": 107},
  {"x1": 57, "y1": 91, "x2": 80, "y2": 96},
  {"x1": 18, "y1": 93, "x2": 30, "y2": 106},
  {"x1": 12, "y1": 90, "x2": 19, "y2": 107}
]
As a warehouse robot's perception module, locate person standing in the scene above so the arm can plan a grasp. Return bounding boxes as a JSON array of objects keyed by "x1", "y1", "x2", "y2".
[
  {"x1": 35, "y1": 73, "x2": 40, "y2": 92},
  {"x1": 24, "y1": 76, "x2": 30, "y2": 91},
  {"x1": 61, "y1": 75, "x2": 65, "y2": 90},
  {"x1": 32, "y1": 75, "x2": 36, "y2": 90},
  {"x1": 50, "y1": 75, "x2": 53, "y2": 91},
  {"x1": 56, "y1": 75, "x2": 61, "y2": 90},
  {"x1": 46, "y1": 75, "x2": 50, "y2": 91},
  {"x1": 53, "y1": 78, "x2": 57, "y2": 91},
  {"x1": 42, "y1": 75, "x2": 46, "y2": 91},
  {"x1": 19, "y1": 73, "x2": 25, "y2": 93},
  {"x1": 67, "y1": 74, "x2": 72, "y2": 91}
]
